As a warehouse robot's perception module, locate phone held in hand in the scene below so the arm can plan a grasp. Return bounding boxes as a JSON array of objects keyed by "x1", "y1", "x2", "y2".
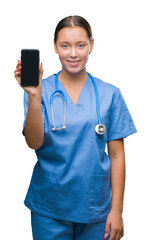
[{"x1": 21, "y1": 49, "x2": 40, "y2": 86}]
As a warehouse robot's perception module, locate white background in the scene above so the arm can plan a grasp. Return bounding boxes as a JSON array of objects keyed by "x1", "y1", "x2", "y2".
[{"x1": 0, "y1": 0, "x2": 150, "y2": 239}]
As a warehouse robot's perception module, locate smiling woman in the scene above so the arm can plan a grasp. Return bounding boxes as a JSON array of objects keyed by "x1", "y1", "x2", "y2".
[
  {"x1": 54, "y1": 21, "x2": 94, "y2": 81},
  {"x1": 14, "y1": 15, "x2": 137, "y2": 240},
  {"x1": 54, "y1": 27, "x2": 92, "y2": 74}
]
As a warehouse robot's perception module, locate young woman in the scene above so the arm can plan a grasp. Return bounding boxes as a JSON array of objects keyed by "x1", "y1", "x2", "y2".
[{"x1": 14, "y1": 15, "x2": 137, "y2": 240}]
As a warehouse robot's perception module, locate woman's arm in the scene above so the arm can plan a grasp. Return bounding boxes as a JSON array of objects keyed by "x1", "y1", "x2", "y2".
[
  {"x1": 24, "y1": 94, "x2": 44, "y2": 150},
  {"x1": 108, "y1": 138, "x2": 125, "y2": 212},
  {"x1": 104, "y1": 138, "x2": 125, "y2": 240}
]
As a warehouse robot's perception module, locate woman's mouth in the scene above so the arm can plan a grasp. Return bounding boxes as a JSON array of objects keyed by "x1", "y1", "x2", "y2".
[{"x1": 67, "y1": 60, "x2": 81, "y2": 67}]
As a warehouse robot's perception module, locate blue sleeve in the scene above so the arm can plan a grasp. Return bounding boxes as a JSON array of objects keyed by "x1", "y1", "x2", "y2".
[
  {"x1": 22, "y1": 91, "x2": 46, "y2": 136},
  {"x1": 107, "y1": 88, "x2": 137, "y2": 142}
]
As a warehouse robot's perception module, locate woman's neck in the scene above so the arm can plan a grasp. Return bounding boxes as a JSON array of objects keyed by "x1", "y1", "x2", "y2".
[{"x1": 58, "y1": 68, "x2": 88, "y2": 85}]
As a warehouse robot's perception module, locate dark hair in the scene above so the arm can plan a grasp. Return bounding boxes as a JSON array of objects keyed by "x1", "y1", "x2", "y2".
[{"x1": 54, "y1": 15, "x2": 93, "y2": 43}]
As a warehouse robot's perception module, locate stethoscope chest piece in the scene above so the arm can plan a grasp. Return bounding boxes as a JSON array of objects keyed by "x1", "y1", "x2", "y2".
[{"x1": 95, "y1": 124, "x2": 106, "y2": 135}]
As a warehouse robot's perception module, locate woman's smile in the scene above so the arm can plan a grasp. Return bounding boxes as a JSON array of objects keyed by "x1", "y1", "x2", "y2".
[{"x1": 67, "y1": 60, "x2": 81, "y2": 67}]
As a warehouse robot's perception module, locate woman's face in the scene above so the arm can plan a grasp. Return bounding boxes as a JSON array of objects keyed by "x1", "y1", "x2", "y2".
[{"x1": 54, "y1": 26, "x2": 94, "y2": 75}]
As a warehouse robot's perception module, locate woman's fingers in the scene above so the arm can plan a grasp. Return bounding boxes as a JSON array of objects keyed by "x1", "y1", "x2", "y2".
[
  {"x1": 104, "y1": 221, "x2": 110, "y2": 239},
  {"x1": 14, "y1": 60, "x2": 21, "y2": 74},
  {"x1": 14, "y1": 60, "x2": 21, "y2": 85},
  {"x1": 14, "y1": 67, "x2": 21, "y2": 75},
  {"x1": 15, "y1": 60, "x2": 21, "y2": 70}
]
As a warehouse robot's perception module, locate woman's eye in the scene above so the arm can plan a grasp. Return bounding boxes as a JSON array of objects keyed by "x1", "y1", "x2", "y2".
[
  {"x1": 62, "y1": 45, "x2": 68, "y2": 49},
  {"x1": 78, "y1": 44, "x2": 84, "y2": 48}
]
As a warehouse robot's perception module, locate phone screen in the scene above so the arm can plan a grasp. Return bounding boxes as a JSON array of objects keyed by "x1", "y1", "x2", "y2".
[{"x1": 21, "y1": 49, "x2": 39, "y2": 86}]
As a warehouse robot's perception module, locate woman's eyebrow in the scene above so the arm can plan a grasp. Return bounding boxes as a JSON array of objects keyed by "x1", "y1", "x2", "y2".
[
  {"x1": 77, "y1": 41, "x2": 87, "y2": 44},
  {"x1": 59, "y1": 41, "x2": 87, "y2": 44},
  {"x1": 59, "y1": 41, "x2": 69, "y2": 44}
]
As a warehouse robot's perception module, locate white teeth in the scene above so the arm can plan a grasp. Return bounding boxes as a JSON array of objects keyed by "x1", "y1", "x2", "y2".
[{"x1": 68, "y1": 61, "x2": 80, "y2": 62}]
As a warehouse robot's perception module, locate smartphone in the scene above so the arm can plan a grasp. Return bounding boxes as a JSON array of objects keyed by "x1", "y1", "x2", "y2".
[{"x1": 21, "y1": 49, "x2": 39, "y2": 86}]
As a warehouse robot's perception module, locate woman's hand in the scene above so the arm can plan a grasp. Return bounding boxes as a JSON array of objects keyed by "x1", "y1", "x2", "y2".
[
  {"x1": 14, "y1": 60, "x2": 44, "y2": 149},
  {"x1": 14, "y1": 60, "x2": 44, "y2": 97},
  {"x1": 104, "y1": 208, "x2": 124, "y2": 240}
]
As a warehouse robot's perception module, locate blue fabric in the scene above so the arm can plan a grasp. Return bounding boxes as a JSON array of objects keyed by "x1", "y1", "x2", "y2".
[
  {"x1": 22, "y1": 73, "x2": 137, "y2": 223},
  {"x1": 31, "y1": 211, "x2": 111, "y2": 240}
]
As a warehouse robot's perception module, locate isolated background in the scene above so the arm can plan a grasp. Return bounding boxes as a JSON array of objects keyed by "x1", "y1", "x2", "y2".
[{"x1": 1, "y1": 0, "x2": 150, "y2": 239}]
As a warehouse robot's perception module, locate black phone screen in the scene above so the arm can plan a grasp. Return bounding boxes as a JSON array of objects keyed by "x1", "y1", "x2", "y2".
[{"x1": 21, "y1": 49, "x2": 39, "y2": 86}]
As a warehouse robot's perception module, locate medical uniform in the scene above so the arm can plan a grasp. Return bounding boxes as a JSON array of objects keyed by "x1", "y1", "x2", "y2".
[{"x1": 22, "y1": 72, "x2": 137, "y2": 239}]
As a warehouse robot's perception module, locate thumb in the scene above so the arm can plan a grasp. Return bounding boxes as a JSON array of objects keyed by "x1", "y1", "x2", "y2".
[
  {"x1": 39, "y1": 62, "x2": 44, "y2": 74},
  {"x1": 104, "y1": 221, "x2": 110, "y2": 239},
  {"x1": 39, "y1": 62, "x2": 44, "y2": 85}
]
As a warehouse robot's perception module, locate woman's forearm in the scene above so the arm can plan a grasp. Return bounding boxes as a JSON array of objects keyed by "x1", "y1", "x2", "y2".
[
  {"x1": 108, "y1": 139, "x2": 126, "y2": 213},
  {"x1": 111, "y1": 155, "x2": 125, "y2": 213},
  {"x1": 24, "y1": 94, "x2": 44, "y2": 150}
]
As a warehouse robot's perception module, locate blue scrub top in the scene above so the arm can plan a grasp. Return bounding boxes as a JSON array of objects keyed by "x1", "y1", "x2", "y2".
[{"x1": 22, "y1": 73, "x2": 137, "y2": 223}]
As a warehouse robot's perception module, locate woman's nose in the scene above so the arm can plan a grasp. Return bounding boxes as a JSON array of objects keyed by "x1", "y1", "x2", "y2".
[{"x1": 69, "y1": 47, "x2": 78, "y2": 58}]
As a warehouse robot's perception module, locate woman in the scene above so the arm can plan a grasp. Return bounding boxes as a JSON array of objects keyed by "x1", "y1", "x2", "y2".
[{"x1": 14, "y1": 15, "x2": 137, "y2": 240}]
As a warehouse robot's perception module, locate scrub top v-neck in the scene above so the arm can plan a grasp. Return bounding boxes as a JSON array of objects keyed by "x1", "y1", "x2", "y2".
[
  {"x1": 22, "y1": 73, "x2": 137, "y2": 224},
  {"x1": 57, "y1": 74, "x2": 90, "y2": 111}
]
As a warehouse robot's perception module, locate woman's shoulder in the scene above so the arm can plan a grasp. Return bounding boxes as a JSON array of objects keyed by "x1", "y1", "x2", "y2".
[
  {"x1": 94, "y1": 75, "x2": 120, "y2": 95},
  {"x1": 42, "y1": 73, "x2": 55, "y2": 85},
  {"x1": 40, "y1": 74, "x2": 56, "y2": 99}
]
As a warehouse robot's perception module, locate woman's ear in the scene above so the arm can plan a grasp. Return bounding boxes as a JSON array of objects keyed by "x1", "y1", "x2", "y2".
[
  {"x1": 54, "y1": 40, "x2": 58, "y2": 53},
  {"x1": 89, "y1": 38, "x2": 94, "y2": 54}
]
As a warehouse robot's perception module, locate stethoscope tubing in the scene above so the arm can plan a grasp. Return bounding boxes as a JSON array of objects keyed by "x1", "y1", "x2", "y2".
[
  {"x1": 87, "y1": 72, "x2": 101, "y2": 124},
  {"x1": 50, "y1": 71, "x2": 106, "y2": 134}
]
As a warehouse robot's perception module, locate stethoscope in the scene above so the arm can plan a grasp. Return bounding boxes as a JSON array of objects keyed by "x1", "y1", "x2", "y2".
[{"x1": 50, "y1": 71, "x2": 106, "y2": 135}]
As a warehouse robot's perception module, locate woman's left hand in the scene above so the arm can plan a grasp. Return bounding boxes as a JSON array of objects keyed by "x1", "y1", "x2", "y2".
[{"x1": 104, "y1": 208, "x2": 124, "y2": 240}]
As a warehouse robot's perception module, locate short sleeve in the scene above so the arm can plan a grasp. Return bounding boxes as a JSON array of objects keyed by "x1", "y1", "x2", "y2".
[
  {"x1": 107, "y1": 88, "x2": 137, "y2": 142},
  {"x1": 22, "y1": 91, "x2": 46, "y2": 136}
]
